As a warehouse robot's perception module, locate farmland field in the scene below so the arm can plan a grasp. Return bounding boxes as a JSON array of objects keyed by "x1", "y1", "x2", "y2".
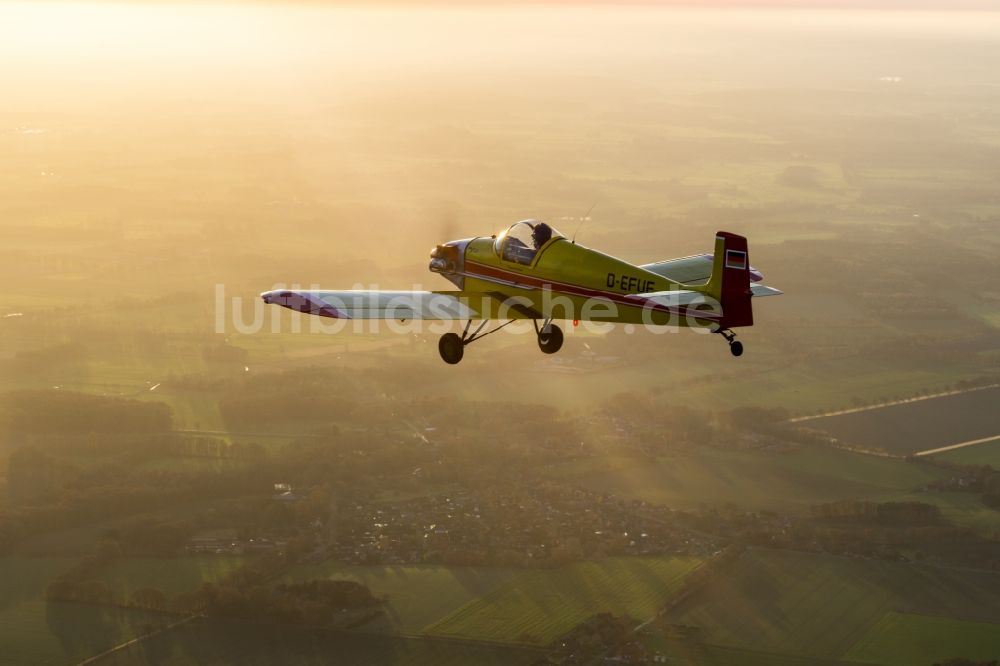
[
  {"x1": 546, "y1": 447, "x2": 948, "y2": 515},
  {"x1": 99, "y1": 617, "x2": 543, "y2": 666},
  {"x1": 135, "y1": 456, "x2": 253, "y2": 473},
  {"x1": 98, "y1": 556, "x2": 246, "y2": 597},
  {"x1": 645, "y1": 356, "x2": 977, "y2": 417},
  {"x1": 13, "y1": 498, "x2": 259, "y2": 557},
  {"x1": 425, "y1": 556, "x2": 702, "y2": 645},
  {"x1": 803, "y1": 386, "x2": 1000, "y2": 456},
  {"x1": 884, "y1": 489, "x2": 1000, "y2": 534},
  {"x1": 640, "y1": 638, "x2": 860, "y2": 666},
  {"x1": 281, "y1": 563, "x2": 520, "y2": 634},
  {"x1": 665, "y1": 548, "x2": 1000, "y2": 661},
  {"x1": 0, "y1": 557, "x2": 172, "y2": 666},
  {"x1": 843, "y1": 612, "x2": 1000, "y2": 666}
]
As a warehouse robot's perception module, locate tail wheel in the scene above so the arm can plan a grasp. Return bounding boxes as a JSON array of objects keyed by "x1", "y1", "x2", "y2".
[
  {"x1": 538, "y1": 323, "x2": 564, "y2": 355},
  {"x1": 715, "y1": 327, "x2": 744, "y2": 358},
  {"x1": 438, "y1": 333, "x2": 464, "y2": 364}
]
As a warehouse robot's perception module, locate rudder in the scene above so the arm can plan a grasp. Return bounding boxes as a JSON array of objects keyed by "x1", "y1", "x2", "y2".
[{"x1": 704, "y1": 231, "x2": 753, "y2": 328}]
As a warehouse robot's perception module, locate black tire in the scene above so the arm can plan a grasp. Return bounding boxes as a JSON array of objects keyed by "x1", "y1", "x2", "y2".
[
  {"x1": 538, "y1": 323, "x2": 564, "y2": 355},
  {"x1": 730, "y1": 340, "x2": 744, "y2": 357},
  {"x1": 438, "y1": 333, "x2": 464, "y2": 364}
]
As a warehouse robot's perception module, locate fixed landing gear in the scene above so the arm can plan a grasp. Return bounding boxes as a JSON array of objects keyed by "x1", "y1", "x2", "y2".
[
  {"x1": 436, "y1": 318, "x2": 566, "y2": 364},
  {"x1": 437, "y1": 319, "x2": 516, "y2": 365},
  {"x1": 537, "y1": 320, "x2": 563, "y2": 355},
  {"x1": 438, "y1": 333, "x2": 464, "y2": 365},
  {"x1": 715, "y1": 328, "x2": 744, "y2": 357}
]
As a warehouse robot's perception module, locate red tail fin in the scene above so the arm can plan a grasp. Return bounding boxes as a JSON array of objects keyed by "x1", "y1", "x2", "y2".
[{"x1": 706, "y1": 231, "x2": 753, "y2": 328}]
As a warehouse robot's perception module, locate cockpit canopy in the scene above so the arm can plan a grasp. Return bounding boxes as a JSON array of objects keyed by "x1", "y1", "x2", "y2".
[{"x1": 493, "y1": 219, "x2": 564, "y2": 265}]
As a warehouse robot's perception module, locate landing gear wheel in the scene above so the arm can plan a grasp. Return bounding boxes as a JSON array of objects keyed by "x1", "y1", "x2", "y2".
[
  {"x1": 538, "y1": 323, "x2": 564, "y2": 355},
  {"x1": 438, "y1": 333, "x2": 464, "y2": 364},
  {"x1": 715, "y1": 327, "x2": 744, "y2": 358}
]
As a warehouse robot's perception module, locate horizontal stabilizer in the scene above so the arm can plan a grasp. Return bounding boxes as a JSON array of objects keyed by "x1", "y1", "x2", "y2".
[
  {"x1": 642, "y1": 253, "x2": 764, "y2": 284},
  {"x1": 628, "y1": 290, "x2": 722, "y2": 320},
  {"x1": 750, "y1": 285, "x2": 783, "y2": 297}
]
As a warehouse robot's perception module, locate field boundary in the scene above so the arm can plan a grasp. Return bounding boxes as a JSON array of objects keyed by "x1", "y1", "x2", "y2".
[
  {"x1": 73, "y1": 613, "x2": 203, "y2": 666},
  {"x1": 914, "y1": 433, "x2": 1000, "y2": 457},
  {"x1": 786, "y1": 383, "x2": 1000, "y2": 424}
]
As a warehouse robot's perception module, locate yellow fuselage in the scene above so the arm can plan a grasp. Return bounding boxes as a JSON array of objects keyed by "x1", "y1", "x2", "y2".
[{"x1": 448, "y1": 237, "x2": 707, "y2": 327}]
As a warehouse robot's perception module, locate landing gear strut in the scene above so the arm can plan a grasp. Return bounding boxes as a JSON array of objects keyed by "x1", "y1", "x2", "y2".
[
  {"x1": 437, "y1": 319, "x2": 517, "y2": 365},
  {"x1": 715, "y1": 328, "x2": 744, "y2": 357},
  {"x1": 437, "y1": 318, "x2": 567, "y2": 364}
]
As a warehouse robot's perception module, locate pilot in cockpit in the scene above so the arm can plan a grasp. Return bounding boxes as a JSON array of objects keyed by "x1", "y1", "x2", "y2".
[
  {"x1": 531, "y1": 222, "x2": 553, "y2": 249},
  {"x1": 498, "y1": 219, "x2": 559, "y2": 265}
]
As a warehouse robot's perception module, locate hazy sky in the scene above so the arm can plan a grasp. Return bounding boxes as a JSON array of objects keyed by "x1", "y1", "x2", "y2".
[{"x1": 9, "y1": 0, "x2": 1000, "y2": 7}]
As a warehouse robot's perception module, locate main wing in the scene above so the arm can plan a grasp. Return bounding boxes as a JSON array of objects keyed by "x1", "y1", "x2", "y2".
[
  {"x1": 641, "y1": 253, "x2": 764, "y2": 284},
  {"x1": 261, "y1": 287, "x2": 739, "y2": 324},
  {"x1": 261, "y1": 289, "x2": 497, "y2": 320}
]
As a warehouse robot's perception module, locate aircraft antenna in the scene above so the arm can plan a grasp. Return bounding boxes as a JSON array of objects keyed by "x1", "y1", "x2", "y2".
[{"x1": 571, "y1": 203, "x2": 597, "y2": 244}]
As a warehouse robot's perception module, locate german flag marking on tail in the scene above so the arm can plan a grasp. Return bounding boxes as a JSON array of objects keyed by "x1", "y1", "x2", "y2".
[{"x1": 725, "y1": 249, "x2": 747, "y2": 271}]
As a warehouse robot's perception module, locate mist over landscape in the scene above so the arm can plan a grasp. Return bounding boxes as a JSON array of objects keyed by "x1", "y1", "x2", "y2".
[{"x1": 1, "y1": 2, "x2": 1000, "y2": 665}]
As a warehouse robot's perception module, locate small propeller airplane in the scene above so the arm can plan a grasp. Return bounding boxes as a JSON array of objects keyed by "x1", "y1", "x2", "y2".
[{"x1": 261, "y1": 220, "x2": 781, "y2": 364}]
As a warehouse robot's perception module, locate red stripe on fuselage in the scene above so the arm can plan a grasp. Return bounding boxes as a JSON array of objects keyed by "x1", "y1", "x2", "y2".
[{"x1": 462, "y1": 260, "x2": 720, "y2": 322}]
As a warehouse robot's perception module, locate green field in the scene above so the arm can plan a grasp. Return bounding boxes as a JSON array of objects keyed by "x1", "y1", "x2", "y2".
[
  {"x1": 425, "y1": 556, "x2": 703, "y2": 645},
  {"x1": 886, "y1": 489, "x2": 1000, "y2": 535},
  {"x1": 135, "y1": 456, "x2": 253, "y2": 473},
  {"x1": 547, "y1": 447, "x2": 949, "y2": 515},
  {"x1": 0, "y1": 557, "x2": 172, "y2": 666},
  {"x1": 13, "y1": 497, "x2": 263, "y2": 557},
  {"x1": 0, "y1": 601, "x2": 170, "y2": 666},
  {"x1": 282, "y1": 563, "x2": 520, "y2": 634},
  {"x1": 844, "y1": 612, "x2": 1000, "y2": 666},
  {"x1": 641, "y1": 638, "x2": 860, "y2": 666},
  {"x1": 15, "y1": 520, "x2": 140, "y2": 557},
  {"x1": 100, "y1": 617, "x2": 542, "y2": 666},
  {"x1": 147, "y1": 388, "x2": 228, "y2": 432},
  {"x1": 98, "y1": 556, "x2": 246, "y2": 598},
  {"x1": 665, "y1": 548, "x2": 1000, "y2": 661}
]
